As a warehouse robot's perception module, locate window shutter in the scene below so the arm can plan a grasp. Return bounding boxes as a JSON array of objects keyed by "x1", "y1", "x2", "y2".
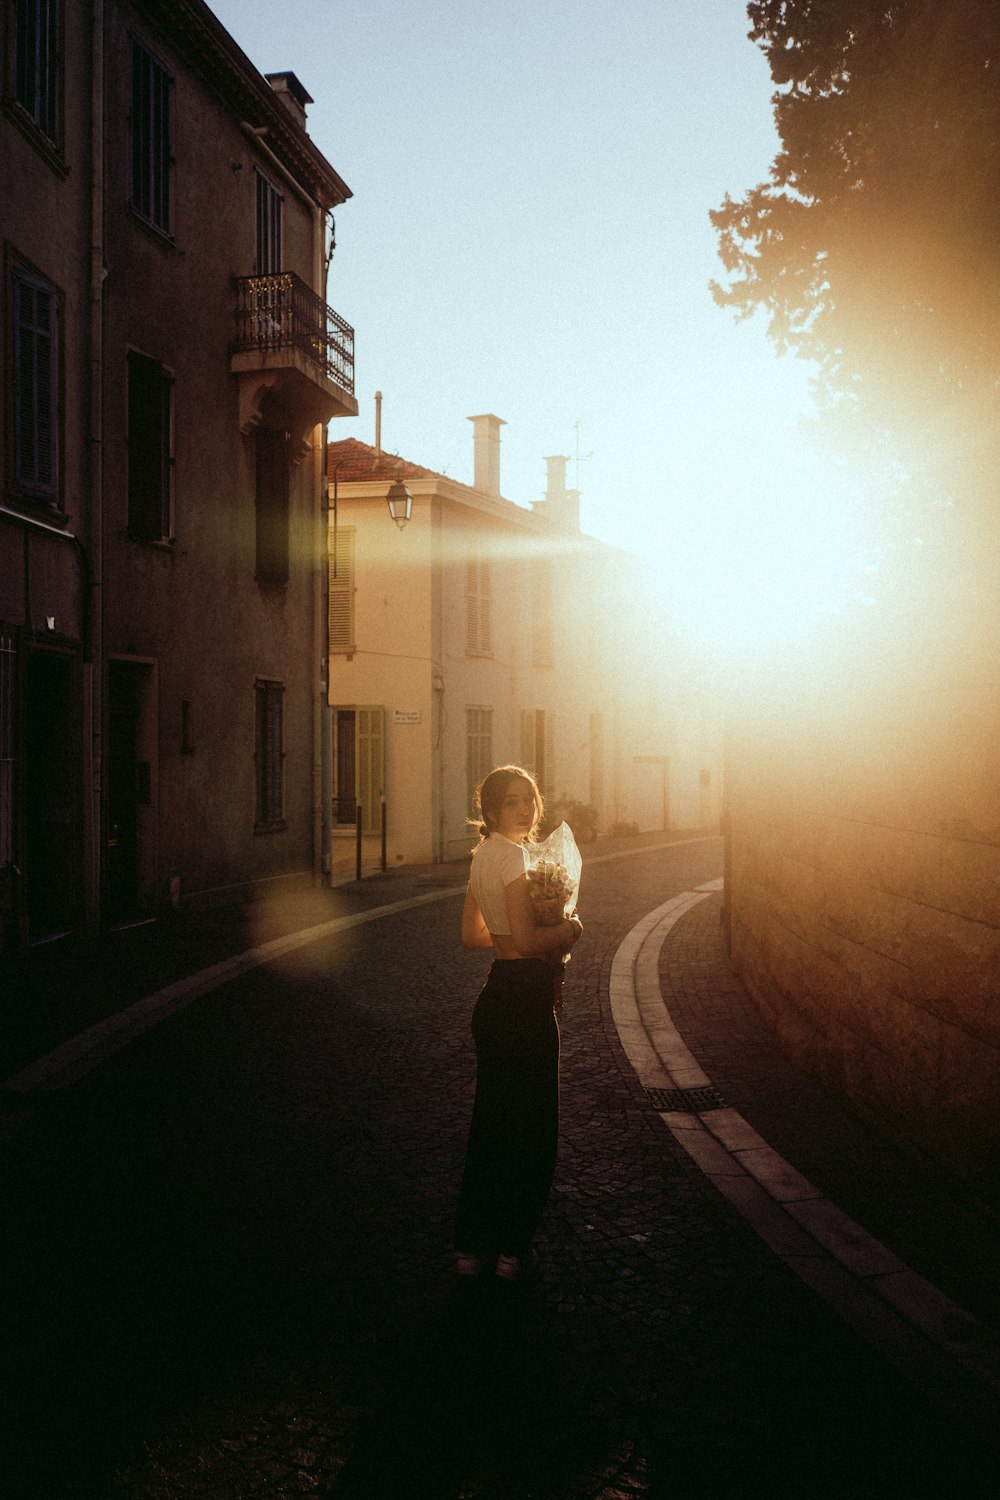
[
  {"x1": 127, "y1": 352, "x2": 171, "y2": 540},
  {"x1": 532, "y1": 557, "x2": 554, "y2": 665},
  {"x1": 329, "y1": 527, "x2": 355, "y2": 650},
  {"x1": 520, "y1": 709, "x2": 534, "y2": 769},
  {"x1": 356, "y1": 705, "x2": 384, "y2": 835},
  {"x1": 466, "y1": 553, "x2": 492, "y2": 656},
  {"x1": 479, "y1": 557, "x2": 492, "y2": 655},
  {"x1": 466, "y1": 557, "x2": 479, "y2": 653},
  {"x1": 254, "y1": 678, "x2": 285, "y2": 828},
  {"x1": 543, "y1": 710, "x2": 555, "y2": 799}
]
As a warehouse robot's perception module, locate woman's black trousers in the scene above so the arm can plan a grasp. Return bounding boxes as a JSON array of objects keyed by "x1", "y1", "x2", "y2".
[{"x1": 454, "y1": 958, "x2": 560, "y2": 1259}]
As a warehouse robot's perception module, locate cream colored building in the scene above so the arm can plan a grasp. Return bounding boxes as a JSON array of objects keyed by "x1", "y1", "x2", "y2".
[{"x1": 326, "y1": 417, "x2": 721, "y2": 869}]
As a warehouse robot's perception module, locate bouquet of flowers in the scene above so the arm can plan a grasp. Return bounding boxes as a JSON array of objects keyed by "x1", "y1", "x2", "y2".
[{"x1": 525, "y1": 822, "x2": 582, "y2": 928}]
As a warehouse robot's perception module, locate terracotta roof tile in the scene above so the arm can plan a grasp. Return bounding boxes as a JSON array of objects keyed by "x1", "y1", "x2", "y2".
[{"x1": 326, "y1": 438, "x2": 468, "y2": 489}]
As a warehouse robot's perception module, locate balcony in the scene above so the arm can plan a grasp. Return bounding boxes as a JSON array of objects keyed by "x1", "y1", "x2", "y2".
[{"x1": 231, "y1": 272, "x2": 358, "y2": 434}]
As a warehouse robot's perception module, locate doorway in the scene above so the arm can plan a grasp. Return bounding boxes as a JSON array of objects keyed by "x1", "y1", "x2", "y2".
[{"x1": 24, "y1": 650, "x2": 78, "y2": 940}]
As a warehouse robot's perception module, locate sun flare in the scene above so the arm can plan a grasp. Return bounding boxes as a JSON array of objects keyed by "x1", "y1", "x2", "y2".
[{"x1": 647, "y1": 432, "x2": 871, "y2": 665}]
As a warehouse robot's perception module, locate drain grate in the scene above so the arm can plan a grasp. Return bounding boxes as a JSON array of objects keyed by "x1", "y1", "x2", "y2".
[{"x1": 646, "y1": 1084, "x2": 728, "y2": 1113}]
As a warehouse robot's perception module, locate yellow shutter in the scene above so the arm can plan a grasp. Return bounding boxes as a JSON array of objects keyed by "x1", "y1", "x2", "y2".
[
  {"x1": 466, "y1": 553, "x2": 492, "y2": 655},
  {"x1": 479, "y1": 556, "x2": 492, "y2": 655},
  {"x1": 329, "y1": 527, "x2": 355, "y2": 651}
]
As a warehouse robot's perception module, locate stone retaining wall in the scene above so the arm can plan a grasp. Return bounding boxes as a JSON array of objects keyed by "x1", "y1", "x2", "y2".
[{"x1": 726, "y1": 673, "x2": 1000, "y2": 1187}]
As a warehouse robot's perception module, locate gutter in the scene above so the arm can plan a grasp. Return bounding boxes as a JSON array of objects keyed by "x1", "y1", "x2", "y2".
[{"x1": 86, "y1": 0, "x2": 106, "y2": 936}]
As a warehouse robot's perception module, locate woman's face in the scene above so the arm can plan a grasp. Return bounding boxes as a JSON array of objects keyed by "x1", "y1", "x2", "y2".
[{"x1": 493, "y1": 777, "x2": 538, "y2": 843}]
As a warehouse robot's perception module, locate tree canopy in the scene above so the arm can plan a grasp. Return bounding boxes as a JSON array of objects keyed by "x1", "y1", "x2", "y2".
[{"x1": 712, "y1": 1, "x2": 1000, "y2": 496}]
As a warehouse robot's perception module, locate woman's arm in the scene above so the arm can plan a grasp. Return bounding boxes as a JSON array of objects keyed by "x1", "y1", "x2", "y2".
[
  {"x1": 505, "y1": 874, "x2": 582, "y2": 958},
  {"x1": 461, "y1": 886, "x2": 495, "y2": 950}
]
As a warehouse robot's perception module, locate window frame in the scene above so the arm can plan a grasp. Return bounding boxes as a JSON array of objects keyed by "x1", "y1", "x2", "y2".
[
  {"x1": 9, "y1": 0, "x2": 61, "y2": 150},
  {"x1": 129, "y1": 34, "x2": 173, "y2": 238},
  {"x1": 521, "y1": 707, "x2": 553, "y2": 797},
  {"x1": 254, "y1": 168, "x2": 283, "y2": 276},
  {"x1": 9, "y1": 260, "x2": 61, "y2": 511},
  {"x1": 332, "y1": 704, "x2": 385, "y2": 834},
  {"x1": 465, "y1": 705, "x2": 493, "y2": 819}
]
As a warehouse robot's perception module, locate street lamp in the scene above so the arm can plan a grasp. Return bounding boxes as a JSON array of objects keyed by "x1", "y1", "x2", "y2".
[{"x1": 386, "y1": 477, "x2": 412, "y2": 530}]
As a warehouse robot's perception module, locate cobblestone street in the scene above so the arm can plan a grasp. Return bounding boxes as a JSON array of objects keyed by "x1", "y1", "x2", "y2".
[{"x1": 2, "y1": 836, "x2": 998, "y2": 1498}]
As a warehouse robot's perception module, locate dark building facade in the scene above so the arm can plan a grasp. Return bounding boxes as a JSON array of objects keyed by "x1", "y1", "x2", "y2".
[{"x1": 1, "y1": 0, "x2": 357, "y2": 952}]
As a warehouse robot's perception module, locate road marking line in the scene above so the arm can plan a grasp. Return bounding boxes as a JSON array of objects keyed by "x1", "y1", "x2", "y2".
[{"x1": 610, "y1": 893, "x2": 1000, "y2": 1405}]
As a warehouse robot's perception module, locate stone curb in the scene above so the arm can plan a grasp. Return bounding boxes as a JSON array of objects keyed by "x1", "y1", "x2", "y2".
[{"x1": 609, "y1": 884, "x2": 1000, "y2": 1416}]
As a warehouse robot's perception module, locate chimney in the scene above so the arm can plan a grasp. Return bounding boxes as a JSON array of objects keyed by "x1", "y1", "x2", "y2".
[
  {"x1": 545, "y1": 455, "x2": 568, "y2": 504},
  {"x1": 536, "y1": 454, "x2": 580, "y2": 530},
  {"x1": 467, "y1": 414, "x2": 506, "y2": 498},
  {"x1": 265, "y1": 72, "x2": 313, "y2": 132}
]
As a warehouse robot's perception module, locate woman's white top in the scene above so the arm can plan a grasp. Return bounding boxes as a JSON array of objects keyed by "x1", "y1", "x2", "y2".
[{"x1": 469, "y1": 833, "x2": 528, "y2": 935}]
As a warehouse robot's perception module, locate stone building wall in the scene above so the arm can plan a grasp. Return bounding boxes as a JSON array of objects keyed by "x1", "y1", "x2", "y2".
[{"x1": 725, "y1": 645, "x2": 1000, "y2": 1188}]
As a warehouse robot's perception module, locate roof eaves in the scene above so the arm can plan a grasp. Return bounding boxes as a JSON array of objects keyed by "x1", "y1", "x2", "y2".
[{"x1": 141, "y1": 0, "x2": 352, "y2": 207}]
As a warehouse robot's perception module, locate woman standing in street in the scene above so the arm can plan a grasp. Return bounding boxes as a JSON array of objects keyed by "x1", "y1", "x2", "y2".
[{"x1": 455, "y1": 765, "x2": 583, "y2": 1284}]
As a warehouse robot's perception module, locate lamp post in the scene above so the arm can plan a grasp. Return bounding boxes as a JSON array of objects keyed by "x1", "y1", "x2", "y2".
[{"x1": 386, "y1": 477, "x2": 412, "y2": 530}]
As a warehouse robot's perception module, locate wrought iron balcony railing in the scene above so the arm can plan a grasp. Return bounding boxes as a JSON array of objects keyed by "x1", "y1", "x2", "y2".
[{"x1": 234, "y1": 272, "x2": 355, "y2": 394}]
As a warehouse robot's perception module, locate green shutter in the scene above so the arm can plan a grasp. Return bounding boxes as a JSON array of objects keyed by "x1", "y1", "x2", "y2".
[{"x1": 356, "y1": 705, "x2": 384, "y2": 834}]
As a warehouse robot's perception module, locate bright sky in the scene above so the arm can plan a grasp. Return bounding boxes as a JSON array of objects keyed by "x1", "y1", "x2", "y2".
[{"x1": 210, "y1": 0, "x2": 866, "y2": 650}]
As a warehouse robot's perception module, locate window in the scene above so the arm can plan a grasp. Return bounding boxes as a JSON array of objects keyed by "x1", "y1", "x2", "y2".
[
  {"x1": 130, "y1": 37, "x2": 172, "y2": 234},
  {"x1": 531, "y1": 557, "x2": 554, "y2": 665},
  {"x1": 329, "y1": 526, "x2": 355, "y2": 651},
  {"x1": 0, "y1": 632, "x2": 15, "y2": 871},
  {"x1": 255, "y1": 427, "x2": 289, "y2": 583},
  {"x1": 12, "y1": 267, "x2": 58, "y2": 506},
  {"x1": 255, "y1": 170, "x2": 282, "y2": 275},
  {"x1": 589, "y1": 712, "x2": 604, "y2": 815},
  {"x1": 333, "y1": 708, "x2": 355, "y2": 824},
  {"x1": 12, "y1": 0, "x2": 59, "y2": 142},
  {"x1": 127, "y1": 351, "x2": 173, "y2": 541},
  {"x1": 466, "y1": 551, "x2": 492, "y2": 655},
  {"x1": 466, "y1": 706, "x2": 493, "y2": 817},
  {"x1": 333, "y1": 705, "x2": 384, "y2": 833},
  {"x1": 254, "y1": 678, "x2": 285, "y2": 830},
  {"x1": 521, "y1": 708, "x2": 552, "y2": 795}
]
